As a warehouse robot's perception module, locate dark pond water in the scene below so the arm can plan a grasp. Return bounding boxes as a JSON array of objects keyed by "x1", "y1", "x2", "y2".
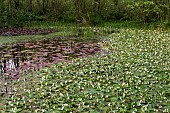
[
  {"x1": 0, "y1": 28, "x2": 56, "y2": 36},
  {"x1": 0, "y1": 37, "x2": 103, "y2": 79}
]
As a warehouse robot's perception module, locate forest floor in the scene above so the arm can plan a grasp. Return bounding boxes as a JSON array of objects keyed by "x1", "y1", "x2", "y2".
[{"x1": 0, "y1": 23, "x2": 170, "y2": 112}]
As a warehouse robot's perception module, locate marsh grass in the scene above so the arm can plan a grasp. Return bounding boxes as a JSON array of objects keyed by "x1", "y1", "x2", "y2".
[{"x1": 0, "y1": 26, "x2": 118, "y2": 45}]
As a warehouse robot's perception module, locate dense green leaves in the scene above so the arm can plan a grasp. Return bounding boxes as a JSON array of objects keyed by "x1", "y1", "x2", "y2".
[
  {"x1": 0, "y1": 0, "x2": 170, "y2": 27},
  {"x1": 1, "y1": 29, "x2": 169, "y2": 112},
  {"x1": 126, "y1": 1, "x2": 169, "y2": 23}
]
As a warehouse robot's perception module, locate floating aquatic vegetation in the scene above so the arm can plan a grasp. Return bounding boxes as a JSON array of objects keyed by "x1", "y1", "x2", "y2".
[{"x1": 0, "y1": 37, "x2": 104, "y2": 79}]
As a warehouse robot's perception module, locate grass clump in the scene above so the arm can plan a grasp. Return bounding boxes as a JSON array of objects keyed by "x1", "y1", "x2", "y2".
[{"x1": 0, "y1": 29, "x2": 170, "y2": 112}]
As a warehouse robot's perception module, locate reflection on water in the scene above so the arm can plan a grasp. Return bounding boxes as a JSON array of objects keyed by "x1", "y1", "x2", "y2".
[
  {"x1": 0, "y1": 37, "x2": 102, "y2": 79},
  {"x1": 0, "y1": 59, "x2": 16, "y2": 73}
]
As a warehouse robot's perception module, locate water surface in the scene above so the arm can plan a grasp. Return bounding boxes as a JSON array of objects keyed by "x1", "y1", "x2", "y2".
[{"x1": 0, "y1": 37, "x2": 102, "y2": 79}]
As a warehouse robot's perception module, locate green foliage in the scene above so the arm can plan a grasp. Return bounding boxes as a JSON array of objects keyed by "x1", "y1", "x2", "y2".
[
  {"x1": 1, "y1": 29, "x2": 169, "y2": 112},
  {"x1": 125, "y1": 1, "x2": 169, "y2": 23},
  {"x1": 164, "y1": 21, "x2": 170, "y2": 28},
  {"x1": 0, "y1": 10, "x2": 36, "y2": 27},
  {"x1": 0, "y1": 0, "x2": 170, "y2": 27}
]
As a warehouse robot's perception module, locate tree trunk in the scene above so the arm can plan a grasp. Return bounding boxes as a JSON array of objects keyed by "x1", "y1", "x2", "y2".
[
  {"x1": 28, "y1": 0, "x2": 33, "y2": 12},
  {"x1": 74, "y1": 0, "x2": 89, "y2": 25},
  {"x1": 8, "y1": 0, "x2": 12, "y2": 13},
  {"x1": 14, "y1": 0, "x2": 20, "y2": 10},
  {"x1": 94, "y1": 0, "x2": 101, "y2": 14}
]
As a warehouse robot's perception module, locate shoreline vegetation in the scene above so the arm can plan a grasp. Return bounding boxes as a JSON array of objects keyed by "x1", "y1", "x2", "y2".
[
  {"x1": 0, "y1": 24, "x2": 169, "y2": 112},
  {"x1": 0, "y1": 0, "x2": 170, "y2": 112}
]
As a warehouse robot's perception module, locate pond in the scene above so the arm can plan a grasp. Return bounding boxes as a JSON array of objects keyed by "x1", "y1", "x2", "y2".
[
  {"x1": 0, "y1": 37, "x2": 104, "y2": 79},
  {"x1": 0, "y1": 28, "x2": 56, "y2": 36}
]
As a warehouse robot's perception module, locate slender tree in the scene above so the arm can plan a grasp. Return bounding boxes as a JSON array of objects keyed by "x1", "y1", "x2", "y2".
[
  {"x1": 14, "y1": 0, "x2": 20, "y2": 10},
  {"x1": 73, "y1": 0, "x2": 88, "y2": 25},
  {"x1": 28, "y1": 0, "x2": 33, "y2": 12}
]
